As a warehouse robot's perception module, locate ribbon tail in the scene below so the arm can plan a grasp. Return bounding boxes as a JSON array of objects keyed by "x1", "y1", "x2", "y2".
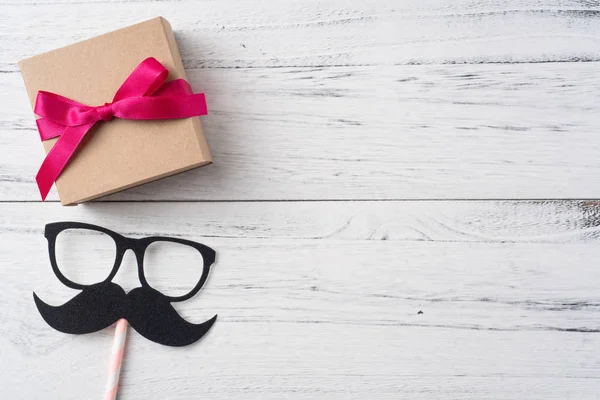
[
  {"x1": 37, "y1": 118, "x2": 68, "y2": 141},
  {"x1": 36, "y1": 122, "x2": 96, "y2": 201}
]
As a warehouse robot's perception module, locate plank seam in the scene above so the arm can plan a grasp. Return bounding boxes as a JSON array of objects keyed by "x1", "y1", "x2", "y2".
[
  {"x1": 4, "y1": 59, "x2": 600, "y2": 74},
  {"x1": 1, "y1": 198, "x2": 599, "y2": 204}
]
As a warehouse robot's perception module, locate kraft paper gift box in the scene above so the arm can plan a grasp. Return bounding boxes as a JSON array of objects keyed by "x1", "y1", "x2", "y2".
[{"x1": 19, "y1": 17, "x2": 212, "y2": 205}]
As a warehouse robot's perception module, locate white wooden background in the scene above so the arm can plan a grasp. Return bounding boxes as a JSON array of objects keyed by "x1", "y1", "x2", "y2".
[{"x1": 1, "y1": 1, "x2": 599, "y2": 399}]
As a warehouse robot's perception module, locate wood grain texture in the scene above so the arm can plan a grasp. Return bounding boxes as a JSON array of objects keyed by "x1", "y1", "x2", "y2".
[
  {"x1": 2, "y1": 200, "x2": 600, "y2": 243},
  {"x1": 2, "y1": 0, "x2": 600, "y2": 71},
  {"x1": 0, "y1": 202, "x2": 599, "y2": 399},
  {"x1": 3, "y1": 62, "x2": 600, "y2": 201},
  {"x1": 2, "y1": 0, "x2": 600, "y2": 399}
]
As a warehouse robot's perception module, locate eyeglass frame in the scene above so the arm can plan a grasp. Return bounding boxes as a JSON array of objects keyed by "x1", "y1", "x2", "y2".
[{"x1": 45, "y1": 222, "x2": 216, "y2": 302}]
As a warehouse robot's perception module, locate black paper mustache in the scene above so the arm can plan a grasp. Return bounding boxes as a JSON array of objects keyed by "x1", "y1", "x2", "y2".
[
  {"x1": 34, "y1": 222, "x2": 218, "y2": 347},
  {"x1": 34, "y1": 282, "x2": 217, "y2": 347}
]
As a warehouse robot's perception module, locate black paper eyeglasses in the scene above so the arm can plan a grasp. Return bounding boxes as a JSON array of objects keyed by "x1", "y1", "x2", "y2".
[
  {"x1": 46, "y1": 221, "x2": 215, "y2": 301},
  {"x1": 34, "y1": 222, "x2": 218, "y2": 347}
]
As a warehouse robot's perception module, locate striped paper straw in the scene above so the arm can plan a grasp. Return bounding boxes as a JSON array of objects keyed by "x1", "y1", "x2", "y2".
[{"x1": 104, "y1": 318, "x2": 128, "y2": 400}]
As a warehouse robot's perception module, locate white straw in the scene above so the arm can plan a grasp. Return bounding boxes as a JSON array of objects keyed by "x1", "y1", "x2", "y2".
[{"x1": 104, "y1": 319, "x2": 128, "y2": 400}]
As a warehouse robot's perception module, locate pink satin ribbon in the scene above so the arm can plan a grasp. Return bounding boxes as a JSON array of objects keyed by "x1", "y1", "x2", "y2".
[{"x1": 33, "y1": 57, "x2": 208, "y2": 201}]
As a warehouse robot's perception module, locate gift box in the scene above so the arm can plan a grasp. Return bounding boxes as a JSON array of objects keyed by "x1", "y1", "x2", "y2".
[{"x1": 19, "y1": 17, "x2": 212, "y2": 205}]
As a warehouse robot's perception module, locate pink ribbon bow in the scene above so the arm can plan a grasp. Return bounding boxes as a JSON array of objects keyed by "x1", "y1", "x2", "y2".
[{"x1": 33, "y1": 57, "x2": 208, "y2": 201}]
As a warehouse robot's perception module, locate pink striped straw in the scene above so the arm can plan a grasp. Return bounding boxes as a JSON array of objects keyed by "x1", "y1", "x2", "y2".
[{"x1": 104, "y1": 319, "x2": 128, "y2": 400}]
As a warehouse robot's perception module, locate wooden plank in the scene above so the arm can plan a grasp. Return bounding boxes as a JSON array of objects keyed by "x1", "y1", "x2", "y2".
[
  {"x1": 0, "y1": 202, "x2": 598, "y2": 399},
  {"x1": 2, "y1": 0, "x2": 600, "y2": 71},
  {"x1": 2, "y1": 200, "x2": 600, "y2": 243},
  {"x1": 3, "y1": 62, "x2": 600, "y2": 201},
  {"x1": 3, "y1": 326, "x2": 599, "y2": 399}
]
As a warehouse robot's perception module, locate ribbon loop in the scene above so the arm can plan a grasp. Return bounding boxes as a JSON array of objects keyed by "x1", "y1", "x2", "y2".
[
  {"x1": 113, "y1": 57, "x2": 168, "y2": 101},
  {"x1": 33, "y1": 57, "x2": 208, "y2": 201},
  {"x1": 35, "y1": 91, "x2": 95, "y2": 126}
]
